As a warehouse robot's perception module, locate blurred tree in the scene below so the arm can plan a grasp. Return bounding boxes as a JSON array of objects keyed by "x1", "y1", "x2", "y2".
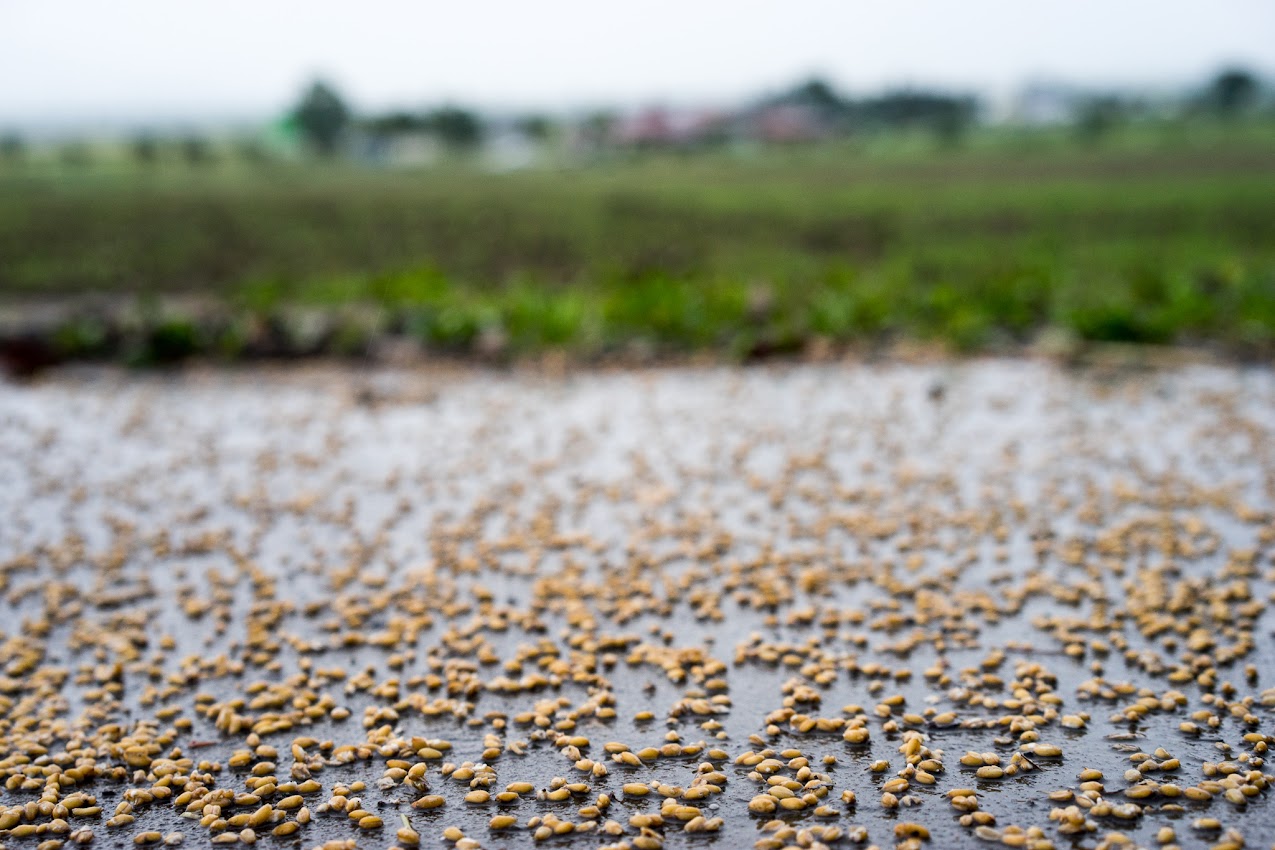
[
  {"x1": 857, "y1": 90, "x2": 979, "y2": 137},
  {"x1": 767, "y1": 77, "x2": 850, "y2": 136},
  {"x1": 292, "y1": 80, "x2": 351, "y2": 156},
  {"x1": 785, "y1": 77, "x2": 845, "y2": 116},
  {"x1": 516, "y1": 114, "x2": 555, "y2": 142},
  {"x1": 365, "y1": 111, "x2": 428, "y2": 134},
  {"x1": 0, "y1": 134, "x2": 24, "y2": 164},
  {"x1": 181, "y1": 136, "x2": 212, "y2": 165},
  {"x1": 580, "y1": 111, "x2": 617, "y2": 147},
  {"x1": 1207, "y1": 67, "x2": 1259, "y2": 116},
  {"x1": 132, "y1": 134, "x2": 160, "y2": 165},
  {"x1": 425, "y1": 107, "x2": 484, "y2": 150},
  {"x1": 1075, "y1": 95, "x2": 1125, "y2": 144},
  {"x1": 933, "y1": 97, "x2": 977, "y2": 148}
]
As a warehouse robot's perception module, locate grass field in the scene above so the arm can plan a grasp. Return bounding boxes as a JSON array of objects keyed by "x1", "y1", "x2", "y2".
[{"x1": 3, "y1": 122, "x2": 1275, "y2": 364}]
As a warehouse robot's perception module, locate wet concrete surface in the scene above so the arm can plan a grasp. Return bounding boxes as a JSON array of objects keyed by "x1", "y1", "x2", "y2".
[{"x1": 1, "y1": 359, "x2": 1274, "y2": 849}]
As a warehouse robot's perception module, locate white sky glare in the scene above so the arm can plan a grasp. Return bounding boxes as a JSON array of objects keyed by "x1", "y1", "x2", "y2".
[{"x1": 2, "y1": 0, "x2": 1273, "y2": 128}]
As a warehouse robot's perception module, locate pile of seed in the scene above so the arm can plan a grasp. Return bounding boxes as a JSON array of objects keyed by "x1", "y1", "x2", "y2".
[{"x1": 1, "y1": 360, "x2": 1273, "y2": 850}]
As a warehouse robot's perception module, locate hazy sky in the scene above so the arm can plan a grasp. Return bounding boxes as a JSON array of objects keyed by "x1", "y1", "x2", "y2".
[{"x1": 3, "y1": 0, "x2": 1273, "y2": 127}]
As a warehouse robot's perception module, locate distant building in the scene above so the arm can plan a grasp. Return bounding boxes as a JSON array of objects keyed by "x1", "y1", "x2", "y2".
[
  {"x1": 483, "y1": 125, "x2": 541, "y2": 171},
  {"x1": 350, "y1": 129, "x2": 442, "y2": 167},
  {"x1": 744, "y1": 104, "x2": 827, "y2": 144},
  {"x1": 611, "y1": 107, "x2": 734, "y2": 148},
  {"x1": 1010, "y1": 83, "x2": 1082, "y2": 125},
  {"x1": 612, "y1": 108, "x2": 675, "y2": 146}
]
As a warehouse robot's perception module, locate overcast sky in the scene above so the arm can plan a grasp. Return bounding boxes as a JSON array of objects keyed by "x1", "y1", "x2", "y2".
[{"x1": 3, "y1": 0, "x2": 1273, "y2": 128}]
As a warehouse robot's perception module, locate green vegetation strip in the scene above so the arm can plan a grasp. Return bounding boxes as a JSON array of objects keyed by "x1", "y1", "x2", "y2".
[{"x1": 2, "y1": 130, "x2": 1275, "y2": 367}]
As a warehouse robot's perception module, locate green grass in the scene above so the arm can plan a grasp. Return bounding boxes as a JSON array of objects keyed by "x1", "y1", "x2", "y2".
[{"x1": 2, "y1": 121, "x2": 1275, "y2": 363}]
